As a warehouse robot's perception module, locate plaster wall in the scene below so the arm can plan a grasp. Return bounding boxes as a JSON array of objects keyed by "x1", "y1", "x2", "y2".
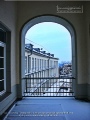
[
  {"x1": 16, "y1": 1, "x2": 89, "y2": 99},
  {"x1": 0, "y1": 0, "x2": 17, "y2": 86},
  {"x1": 17, "y1": 1, "x2": 88, "y2": 84},
  {"x1": 0, "y1": 0, "x2": 17, "y2": 116}
]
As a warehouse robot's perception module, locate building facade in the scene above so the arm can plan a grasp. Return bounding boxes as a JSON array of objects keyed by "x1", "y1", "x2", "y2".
[
  {"x1": 25, "y1": 44, "x2": 59, "y2": 78},
  {"x1": 59, "y1": 62, "x2": 72, "y2": 77},
  {"x1": 24, "y1": 44, "x2": 59, "y2": 96}
]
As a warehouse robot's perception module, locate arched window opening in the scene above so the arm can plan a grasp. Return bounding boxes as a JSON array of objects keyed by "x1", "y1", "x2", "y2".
[
  {"x1": 21, "y1": 16, "x2": 76, "y2": 97},
  {"x1": 25, "y1": 22, "x2": 72, "y2": 78}
]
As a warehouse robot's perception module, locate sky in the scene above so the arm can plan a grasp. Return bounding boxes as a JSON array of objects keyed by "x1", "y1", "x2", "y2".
[{"x1": 25, "y1": 22, "x2": 71, "y2": 63}]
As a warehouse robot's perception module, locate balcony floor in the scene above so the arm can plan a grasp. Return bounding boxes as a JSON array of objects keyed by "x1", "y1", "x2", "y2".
[{"x1": 4, "y1": 97, "x2": 90, "y2": 120}]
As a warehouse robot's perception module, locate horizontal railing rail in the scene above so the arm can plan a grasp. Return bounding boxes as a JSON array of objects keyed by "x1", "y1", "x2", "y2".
[{"x1": 22, "y1": 77, "x2": 75, "y2": 97}]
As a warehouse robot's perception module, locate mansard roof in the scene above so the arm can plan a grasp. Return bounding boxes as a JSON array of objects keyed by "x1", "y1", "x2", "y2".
[{"x1": 25, "y1": 43, "x2": 59, "y2": 60}]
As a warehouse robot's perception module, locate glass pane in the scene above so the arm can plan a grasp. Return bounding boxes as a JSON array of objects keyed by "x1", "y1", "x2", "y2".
[
  {"x1": 0, "y1": 58, "x2": 4, "y2": 68},
  {"x1": 0, "y1": 80, "x2": 4, "y2": 92},
  {"x1": 0, "y1": 30, "x2": 6, "y2": 43},
  {"x1": 0, "y1": 69, "x2": 4, "y2": 80},
  {"x1": 0, "y1": 46, "x2": 4, "y2": 57}
]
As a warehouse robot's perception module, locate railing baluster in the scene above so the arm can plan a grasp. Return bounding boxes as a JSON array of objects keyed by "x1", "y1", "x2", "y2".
[
  {"x1": 26, "y1": 78, "x2": 27, "y2": 93},
  {"x1": 22, "y1": 76, "x2": 75, "y2": 97}
]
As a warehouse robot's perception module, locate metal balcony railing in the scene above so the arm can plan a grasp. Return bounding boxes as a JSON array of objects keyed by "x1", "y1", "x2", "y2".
[{"x1": 22, "y1": 76, "x2": 75, "y2": 97}]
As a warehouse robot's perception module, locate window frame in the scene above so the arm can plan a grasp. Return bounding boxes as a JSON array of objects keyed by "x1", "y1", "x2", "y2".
[
  {"x1": 0, "y1": 23, "x2": 11, "y2": 100},
  {"x1": 0, "y1": 41, "x2": 6, "y2": 95}
]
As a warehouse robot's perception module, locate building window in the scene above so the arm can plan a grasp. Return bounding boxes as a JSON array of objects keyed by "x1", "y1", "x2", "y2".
[
  {"x1": 37, "y1": 58, "x2": 39, "y2": 70},
  {"x1": 35, "y1": 58, "x2": 36, "y2": 70},
  {"x1": 0, "y1": 42, "x2": 6, "y2": 95},
  {"x1": 40, "y1": 59, "x2": 41, "y2": 69},
  {"x1": 0, "y1": 24, "x2": 11, "y2": 97},
  {"x1": 54, "y1": 61, "x2": 56, "y2": 67},
  {"x1": 50, "y1": 60, "x2": 52, "y2": 68},
  {"x1": 44, "y1": 60, "x2": 46, "y2": 69},
  {"x1": 28, "y1": 56, "x2": 31, "y2": 73},
  {"x1": 32, "y1": 57, "x2": 34, "y2": 70},
  {"x1": 25, "y1": 56, "x2": 27, "y2": 74},
  {"x1": 47, "y1": 60, "x2": 48, "y2": 68},
  {"x1": 42, "y1": 59, "x2": 43, "y2": 69}
]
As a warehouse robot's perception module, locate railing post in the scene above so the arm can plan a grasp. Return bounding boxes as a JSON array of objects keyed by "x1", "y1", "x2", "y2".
[{"x1": 26, "y1": 78, "x2": 27, "y2": 93}]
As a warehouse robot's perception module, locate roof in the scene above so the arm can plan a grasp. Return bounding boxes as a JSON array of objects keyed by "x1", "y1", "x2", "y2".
[{"x1": 25, "y1": 43, "x2": 59, "y2": 60}]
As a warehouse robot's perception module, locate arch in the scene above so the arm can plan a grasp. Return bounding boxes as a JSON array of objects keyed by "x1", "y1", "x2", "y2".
[{"x1": 21, "y1": 15, "x2": 76, "y2": 96}]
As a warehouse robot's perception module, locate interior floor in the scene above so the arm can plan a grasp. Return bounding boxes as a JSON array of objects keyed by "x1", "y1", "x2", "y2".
[{"x1": 4, "y1": 97, "x2": 90, "y2": 120}]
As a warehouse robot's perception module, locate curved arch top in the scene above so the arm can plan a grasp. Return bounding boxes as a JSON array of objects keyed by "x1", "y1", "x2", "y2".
[{"x1": 21, "y1": 15, "x2": 75, "y2": 39}]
